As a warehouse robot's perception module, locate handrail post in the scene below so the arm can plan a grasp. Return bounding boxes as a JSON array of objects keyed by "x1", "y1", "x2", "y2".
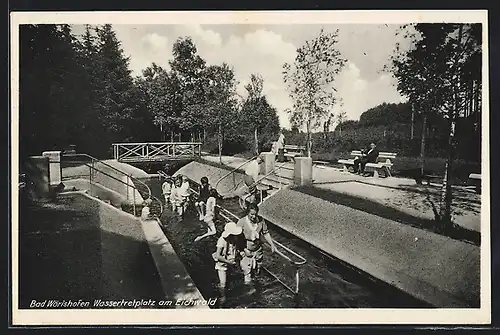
[
  {"x1": 133, "y1": 185, "x2": 136, "y2": 216},
  {"x1": 295, "y1": 266, "x2": 300, "y2": 294},
  {"x1": 89, "y1": 162, "x2": 93, "y2": 196}
]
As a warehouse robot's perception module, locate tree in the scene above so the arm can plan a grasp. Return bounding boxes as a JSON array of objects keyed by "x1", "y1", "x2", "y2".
[
  {"x1": 239, "y1": 74, "x2": 280, "y2": 155},
  {"x1": 388, "y1": 23, "x2": 482, "y2": 230},
  {"x1": 19, "y1": 24, "x2": 90, "y2": 158},
  {"x1": 283, "y1": 28, "x2": 346, "y2": 157},
  {"x1": 93, "y1": 24, "x2": 138, "y2": 150},
  {"x1": 203, "y1": 63, "x2": 239, "y2": 162},
  {"x1": 136, "y1": 63, "x2": 182, "y2": 141},
  {"x1": 333, "y1": 98, "x2": 347, "y2": 137},
  {"x1": 169, "y1": 37, "x2": 207, "y2": 140}
]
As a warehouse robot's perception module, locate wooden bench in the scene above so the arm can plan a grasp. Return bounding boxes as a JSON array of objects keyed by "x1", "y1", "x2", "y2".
[
  {"x1": 284, "y1": 144, "x2": 306, "y2": 158},
  {"x1": 468, "y1": 173, "x2": 481, "y2": 194},
  {"x1": 338, "y1": 150, "x2": 397, "y2": 178}
]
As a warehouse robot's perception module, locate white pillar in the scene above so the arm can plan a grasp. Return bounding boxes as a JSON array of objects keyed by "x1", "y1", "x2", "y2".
[
  {"x1": 42, "y1": 151, "x2": 62, "y2": 186},
  {"x1": 293, "y1": 157, "x2": 313, "y2": 186},
  {"x1": 261, "y1": 152, "x2": 276, "y2": 175}
]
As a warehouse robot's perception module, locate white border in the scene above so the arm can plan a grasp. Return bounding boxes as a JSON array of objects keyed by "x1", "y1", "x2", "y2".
[{"x1": 10, "y1": 10, "x2": 490, "y2": 325}]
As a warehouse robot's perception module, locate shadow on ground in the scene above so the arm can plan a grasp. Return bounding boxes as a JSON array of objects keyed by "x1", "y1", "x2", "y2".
[
  {"x1": 295, "y1": 185, "x2": 480, "y2": 247},
  {"x1": 18, "y1": 193, "x2": 189, "y2": 309}
]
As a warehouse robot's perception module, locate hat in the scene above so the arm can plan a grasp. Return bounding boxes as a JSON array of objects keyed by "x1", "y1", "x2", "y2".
[{"x1": 222, "y1": 221, "x2": 243, "y2": 238}]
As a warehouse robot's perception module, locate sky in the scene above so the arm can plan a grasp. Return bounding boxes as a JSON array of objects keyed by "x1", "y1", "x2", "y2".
[{"x1": 73, "y1": 24, "x2": 412, "y2": 129}]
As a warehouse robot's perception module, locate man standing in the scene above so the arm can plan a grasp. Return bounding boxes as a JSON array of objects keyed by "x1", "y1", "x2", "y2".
[
  {"x1": 275, "y1": 130, "x2": 285, "y2": 163},
  {"x1": 353, "y1": 142, "x2": 379, "y2": 175},
  {"x1": 237, "y1": 203, "x2": 276, "y2": 293},
  {"x1": 241, "y1": 156, "x2": 263, "y2": 204}
]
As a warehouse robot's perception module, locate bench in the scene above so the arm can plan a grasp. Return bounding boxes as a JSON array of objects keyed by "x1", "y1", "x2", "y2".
[
  {"x1": 468, "y1": 173, "x2": 481, "y2": 194},
  {"x1": 284, "y1": 144, "x2": 306, "y2": 160},
  {"x1": 338, "y1": 150, "x2": 397, "y2": 178},
  {"x1": 271, "y1": 142, "x2": 306, "y2": 160}
]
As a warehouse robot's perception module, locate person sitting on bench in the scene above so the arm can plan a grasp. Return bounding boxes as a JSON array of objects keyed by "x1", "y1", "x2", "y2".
[{"x1": 353, "y1": 142, "x2": 379, "y2": 175}]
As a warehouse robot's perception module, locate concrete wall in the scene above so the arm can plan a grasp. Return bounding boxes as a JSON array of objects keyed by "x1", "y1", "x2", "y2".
[
  {"x1": 91, "y1": 194, "x2": 207, "y2": 307},
  {"x1": 91, "y1": 161, "x2": 143, "y2": 204},
  {"x1": 259, "y1": 188, "x2": 480, "y2": 308},
  {"x1": 63, "y1": 179, "x2": 127, "y2": 208},
  {"x1": 175, "y1": 161, "x2": 246, "y2": 196}
]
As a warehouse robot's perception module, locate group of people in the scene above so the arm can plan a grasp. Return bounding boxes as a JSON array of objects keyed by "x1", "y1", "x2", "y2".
[
  {"x1": 159, "y1": 173, "x2": 277, "y2": 304},
  {"x1": 161, "y1": 174, "x2": 192, "y2": 216},
  {"x1": 213, "y1": 203, "x2": 276, "y2": 303}
]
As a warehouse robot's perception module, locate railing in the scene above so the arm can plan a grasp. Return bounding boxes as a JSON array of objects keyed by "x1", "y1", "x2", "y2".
[
  {"x1": 158, "y1": 171, "x2": 307, "y2": 294},
  {"x1": 213, "y1": 155, "x2": 258, "y2": 195},
  {"x1": 62, "y1": 153, "x2": 163, "y2": 218},
  {"x1": 112, "y1": 142, "x2": 202, "y2": 162},
  {"x1": 241, "y1": 162, "x2": 289, "y2": 208}
]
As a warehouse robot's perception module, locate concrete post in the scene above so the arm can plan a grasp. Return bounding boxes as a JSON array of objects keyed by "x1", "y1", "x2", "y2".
[
  {"x1": 42, "y1": 151, "x2": 62, "y2": 186},
  {"x1": 25, "y1": 156, "x2": 50, "y2": 198},
  {"x1": 261, "y1": 152, "x2": 276, "y2": 175},
  {"x1": 293, "y1": 157, "x2": 313, "y2": 186}
]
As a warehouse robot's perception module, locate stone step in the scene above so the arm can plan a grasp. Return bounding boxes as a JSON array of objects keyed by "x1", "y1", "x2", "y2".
[{"x1": 258, "y1": 174, "x2": 292, "y2": 190}]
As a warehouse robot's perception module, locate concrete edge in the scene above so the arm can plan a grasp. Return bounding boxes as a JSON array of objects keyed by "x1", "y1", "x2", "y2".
[
  {"x1": 259, "y1": 208, "x2": 474, "y2": 308},
  {"x1": 60, "y1": 190, "x2": 207, "y2": 308}
]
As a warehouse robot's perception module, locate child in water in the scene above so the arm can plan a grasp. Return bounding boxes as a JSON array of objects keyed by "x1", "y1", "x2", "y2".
[
  {"x1": 179, "y1": 175, "x2": 191, "y2": 212},
  {"x1": 194, "y1": 176, "x2": 210, "y2": 221},
  {"x1": 212, "y1": 221, "x2": 245, "y2": 303},
  {"x1": 194, "y1": 188, "x2": 218, "y2": 242},
  {"x1": 161, "y1": 177, "x2": 173, "y2": 206},
  {"x1": 170, "y1": 176, "x2": 185, "y2": 217}
]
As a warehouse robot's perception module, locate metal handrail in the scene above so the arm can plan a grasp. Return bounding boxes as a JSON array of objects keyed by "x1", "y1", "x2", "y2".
[
  {"x1": 213, "y1": 155, "x2": 259, "y2": 194},
  {"x1": 63, "y1": 153, "x2": 163, "y2": 218},
  {"x1": 63, "y1": 153, "x2": 152, "y2": 199},
  {"x1": 242, "y1": 162, "x2": 289, "y2": 204}
]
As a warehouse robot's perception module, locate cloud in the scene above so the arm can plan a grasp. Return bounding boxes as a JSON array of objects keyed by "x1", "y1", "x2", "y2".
[
  {"x1": 192, "y1": 28, "x2": 297, "y2": 128},
  {"x1": 182, "y1": 25, "x2": 222, "y2": 47},
  {"x1": 141, "y1": 33, "x2": 169, "y2": 51},
  {"x1": 110, "y1": 24, "x2": 407, "y2": 129}
]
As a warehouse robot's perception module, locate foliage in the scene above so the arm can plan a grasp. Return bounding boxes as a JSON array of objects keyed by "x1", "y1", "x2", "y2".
[
  {"x1": 283, "y1": 28, "x2": 346, "y2": 156},
  {"x1": 388, "y1": 23, "x2": 482, "y2": 227},
  {"x1": 239, "y1": 73, "x2": 281, "y2": 154}
]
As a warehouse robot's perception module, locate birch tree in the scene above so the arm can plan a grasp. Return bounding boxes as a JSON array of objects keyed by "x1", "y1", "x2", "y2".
[{"x1": 283, "y1": 28, "x2": 346, "y2": 157}]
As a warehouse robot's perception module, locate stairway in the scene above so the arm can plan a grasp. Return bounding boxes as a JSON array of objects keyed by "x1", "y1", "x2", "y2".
[{"x1": 255, "y1": 165, "x2": 295, "y2": 204}]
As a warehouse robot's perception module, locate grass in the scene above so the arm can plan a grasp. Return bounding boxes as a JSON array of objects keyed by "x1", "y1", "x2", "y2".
[
  {"x1": 295, "y1": 185, "x2": 480, "y2": 246},
  {"x1": 311, "y1": 151, "x2": 480, "y2": 185}
]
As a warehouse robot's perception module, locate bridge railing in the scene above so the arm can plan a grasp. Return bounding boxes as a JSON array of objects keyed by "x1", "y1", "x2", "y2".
[{"x1": 112, "y1": 142, "x2": 202, "y2": 162}]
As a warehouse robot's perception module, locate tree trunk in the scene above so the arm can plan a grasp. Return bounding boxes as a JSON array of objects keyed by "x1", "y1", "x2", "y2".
[
  {"x1": 254, "y1": 128, "x2": 259, "y2": 156},
  {"x1": 410, "y1": 104, "x2": 415, "y2": 140},
  {"x1": 439, "y1": 117, "x2": 455, "y2": 227},
  {"x1": 419, "y1": 114, "x2": 427, "y2": 179},
  {"x1": 306, "y1": 122, "x2": 312, "y2": 158},
  {"x1": 438, "y1": 24, "x2": 463, "y2": 230},
  {"x1": 170, "y1": 131, "x2": 173, "y2": 142},
  {"x1": 203, "y1": 128, "x2": 206, "y2": 144},
  {"x1": 218, "y1": 122, "x2": 222, "y2": 163}
]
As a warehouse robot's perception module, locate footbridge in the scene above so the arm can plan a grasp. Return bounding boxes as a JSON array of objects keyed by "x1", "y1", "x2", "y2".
[{"x1": 112, "y1": 142, "x2": 202, "y2": 163}]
